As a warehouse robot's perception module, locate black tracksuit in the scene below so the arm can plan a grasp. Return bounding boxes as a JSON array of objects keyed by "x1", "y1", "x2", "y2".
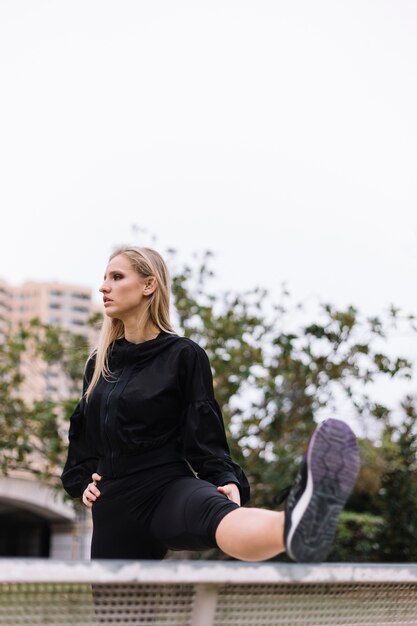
[{"x1": 61, "y1": 331, "x2": 250, "y2": 558}]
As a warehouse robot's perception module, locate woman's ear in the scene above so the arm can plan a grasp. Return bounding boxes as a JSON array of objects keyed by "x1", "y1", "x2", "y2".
[{"x1": 143, "y1": 276, "x2": 157, "y2": 295}]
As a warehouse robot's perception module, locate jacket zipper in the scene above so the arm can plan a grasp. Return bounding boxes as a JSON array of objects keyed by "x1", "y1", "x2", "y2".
[{"x1": 103, "y1": 367, "x2": 125, "y2": 477}]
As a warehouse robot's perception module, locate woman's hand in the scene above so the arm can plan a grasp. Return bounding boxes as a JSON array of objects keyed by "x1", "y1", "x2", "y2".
[
  {"x1": 82, "y1": 473, "x2": 102, "y2": 508},
  {"x1": 217, "y1": 483, "x2": 241, "y2": 506}
]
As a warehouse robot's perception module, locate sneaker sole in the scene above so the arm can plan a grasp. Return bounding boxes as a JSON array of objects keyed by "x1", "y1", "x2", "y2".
[{"x1": 286, "y1": 418, "x2": 360, "y2": 562}]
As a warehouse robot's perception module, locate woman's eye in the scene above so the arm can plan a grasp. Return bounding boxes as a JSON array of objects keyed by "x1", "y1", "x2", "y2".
[{"x1": 113, "y1": 274, "x2": 123, "y2": 281}]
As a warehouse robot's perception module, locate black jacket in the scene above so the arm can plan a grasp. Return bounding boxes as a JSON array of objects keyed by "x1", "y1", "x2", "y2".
[{"x1": 61, "y1": 331, "x2": 250, "y2": 504}]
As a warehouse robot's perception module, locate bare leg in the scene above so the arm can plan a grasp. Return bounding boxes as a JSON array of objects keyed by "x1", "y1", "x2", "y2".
[{"x1": 215, "y1": 508, "x2": 285, "y2": 561}]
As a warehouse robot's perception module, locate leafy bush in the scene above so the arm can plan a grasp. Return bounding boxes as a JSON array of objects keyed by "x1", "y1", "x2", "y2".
[{"x1": 328, "y1": 511, "x2": 384, "y2": 562}]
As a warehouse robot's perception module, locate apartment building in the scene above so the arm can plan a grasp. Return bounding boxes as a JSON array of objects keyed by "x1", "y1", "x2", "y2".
[
  {"x1": 9, "y1": 279, "x2": 93, "y2": 333},
  {"x1": 2, "y1": 280, "x2": 99, "y2": 400},
  {"x1": 0, "y1": 278, "x2": 99, "y2": 560},
  {"x1": 1, "y1": 279, "x2": 95, "y2": 337},
  {"x1": 0, "y1": 279, "x2": 11, "y2": 339}
]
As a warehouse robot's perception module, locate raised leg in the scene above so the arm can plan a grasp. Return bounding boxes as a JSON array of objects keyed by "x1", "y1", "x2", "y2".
[
  {"x1": 215, "y1": 508, "x2": 285, "y2": 561},
  {"x1": 217, "y1": 418, "x2": 360, "y2": 563}
]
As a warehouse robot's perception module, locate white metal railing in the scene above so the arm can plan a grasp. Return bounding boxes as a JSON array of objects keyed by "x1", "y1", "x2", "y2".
[{"x1": 1, "y1": 559, "x2": 417, "y2": 625}]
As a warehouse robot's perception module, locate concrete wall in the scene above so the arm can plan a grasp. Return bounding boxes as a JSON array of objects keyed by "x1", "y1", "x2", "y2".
[{"x1": 0, "y1": 476, "x2": 91, "y2": 559}]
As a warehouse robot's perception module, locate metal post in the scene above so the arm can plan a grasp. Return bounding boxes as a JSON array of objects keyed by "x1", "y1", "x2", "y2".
[{"x1": 190, "y1": 584, "x2": 219, "y2": 626}]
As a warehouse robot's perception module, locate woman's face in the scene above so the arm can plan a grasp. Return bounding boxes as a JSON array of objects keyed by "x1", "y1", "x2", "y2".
[{"x1": 99, "y1": 254, "x2": 151, "y2": 321}]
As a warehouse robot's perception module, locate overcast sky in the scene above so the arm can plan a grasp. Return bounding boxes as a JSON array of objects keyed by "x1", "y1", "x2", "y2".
[{"x1": 1, "y1": 1, "x2": 416, "y2": 416}]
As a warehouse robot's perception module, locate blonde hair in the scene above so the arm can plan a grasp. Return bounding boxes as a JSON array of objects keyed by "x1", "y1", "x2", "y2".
[{"x1": 85, "y1": 246, "x2": 175, "y2": 399}]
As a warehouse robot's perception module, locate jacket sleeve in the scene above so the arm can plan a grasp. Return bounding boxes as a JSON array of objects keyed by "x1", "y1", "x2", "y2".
[
  {"x1": 179, "y1": 342, "x2": 250, "y2": 505},
  {"x1": 60, "y1": 357, "x2": 98, "y2": 498}
]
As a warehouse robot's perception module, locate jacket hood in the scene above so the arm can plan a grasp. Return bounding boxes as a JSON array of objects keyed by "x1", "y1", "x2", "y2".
[{"x1": 107, "y1": 330, "x2": 182, "y2": 368}]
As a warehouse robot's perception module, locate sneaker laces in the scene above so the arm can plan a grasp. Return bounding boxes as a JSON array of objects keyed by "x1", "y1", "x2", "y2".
[{"x1": 275, "y1": 460, "x2": 308, "y2": 508}]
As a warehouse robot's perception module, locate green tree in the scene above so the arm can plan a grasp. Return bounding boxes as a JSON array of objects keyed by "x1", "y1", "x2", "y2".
[
  {"x1": 171, "y1": 252, "x2": 414, "y2": 510},
  {"x1": 377, "y1": 396, "x2": 417, "y2": 562},
  {"x1": 0, "y1": 319, "x2": 89, "y2": 483}
]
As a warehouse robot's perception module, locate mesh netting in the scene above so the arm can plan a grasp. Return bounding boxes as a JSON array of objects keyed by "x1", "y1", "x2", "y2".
[
  {"x1": 1, "y1": 581, "x2": 417, "y2": 625},
  {"x1": 0, "y1": 583, "x2": 194, "y2": 625},
  {"x1": 213, "y1": 583, "x2": 417, "y2": 626}
]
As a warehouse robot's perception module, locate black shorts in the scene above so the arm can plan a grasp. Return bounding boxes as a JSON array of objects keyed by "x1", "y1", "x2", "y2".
[{"x1": 90, "y1": 460, "x2": 239, "y2": 559}]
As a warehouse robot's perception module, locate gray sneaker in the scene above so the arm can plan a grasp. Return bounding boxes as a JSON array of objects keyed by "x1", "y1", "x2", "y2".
[{"x1": 284, "y1": 418, "x2": 360, "y2": 562}]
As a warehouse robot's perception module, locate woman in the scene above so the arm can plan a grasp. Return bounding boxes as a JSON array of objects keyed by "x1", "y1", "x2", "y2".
[{"x1": 61, "y1": 246, "x2": 359, "y2": 562}]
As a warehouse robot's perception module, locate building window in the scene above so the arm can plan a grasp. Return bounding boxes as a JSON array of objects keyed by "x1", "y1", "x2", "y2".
[
  {"x1": 49, "y1": 290, "x2": 63, "y2": 297},
  {"x1": 71, "y1": 292, "x2": 90, "y2": 301},
  {"x1": 49, "y1": 303, "x2": 61, "y2": 310},
  {"x1": 71, "y1": 319, "x2": 85, "y2": 326},
  {"x1": 72, "y1": 306, "x2": 89, "y2": 314}
]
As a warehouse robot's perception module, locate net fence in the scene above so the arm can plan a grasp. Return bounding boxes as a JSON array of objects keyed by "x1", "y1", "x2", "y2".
[{"x1": 1, "y1": 560, "x2": 417, "y2": 626}]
